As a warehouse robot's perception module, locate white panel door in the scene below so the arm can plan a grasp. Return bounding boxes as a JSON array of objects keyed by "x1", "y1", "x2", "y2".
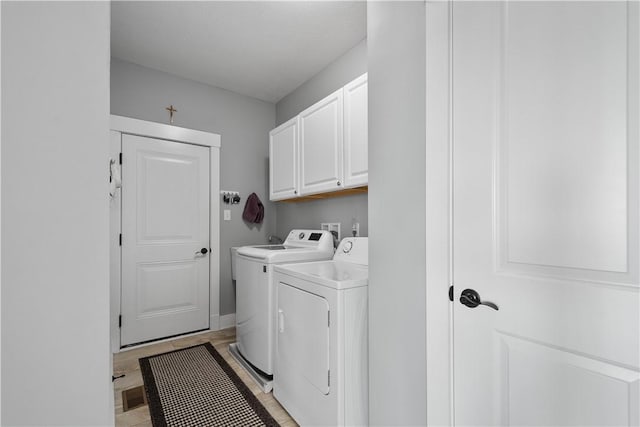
[
  {"x1": 453, "y1": 2, "x2": 639, "y2": 426},
  {"x1": 299, "y1": 88, "x2": 344, "y2": 195},
  {"x1": 270, "y1": 117, "x2": 298, "y2": 201},
  {"x1": 343, "y1": 73, "x2": 368, "y2": 188},
  {"x1": 121, "y1": 134, "x2": 210, "y2": 346}
]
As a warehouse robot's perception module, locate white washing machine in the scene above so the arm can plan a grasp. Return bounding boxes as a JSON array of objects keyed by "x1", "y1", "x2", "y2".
[
  {"x1": 231, "y1": 229, "x2": 334, "y2": 392},
  {"x1": 273, "y1": 237, "x2": 369, "y2": 426}
]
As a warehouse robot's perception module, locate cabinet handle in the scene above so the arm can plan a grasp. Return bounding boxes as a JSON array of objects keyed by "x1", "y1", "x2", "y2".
[
  {"x1": 337, "y1": 181, "x2": 341, "y2": 186},
  {"x1": 294, "y1": 190, "x2": 297, "y2": 194}
]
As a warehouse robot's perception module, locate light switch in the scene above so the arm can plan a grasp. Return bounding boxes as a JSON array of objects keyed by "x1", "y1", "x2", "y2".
[{"x1": 224, "y1": 210, "x2": 231, "y2": 221}]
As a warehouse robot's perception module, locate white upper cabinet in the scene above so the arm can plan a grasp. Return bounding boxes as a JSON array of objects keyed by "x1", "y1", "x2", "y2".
[
  {"x1": 343, "y1": 73, "x2": 368, "y2": 188},
  {"x1": 299, "y1": 88, "x2": 344, "y2": 196},
  {"x1": 269, "y1": 117, "x2": 299, "y2": 201},
  {"x1": 269, "y1": 74, "x2": 368, "y2": 201}
]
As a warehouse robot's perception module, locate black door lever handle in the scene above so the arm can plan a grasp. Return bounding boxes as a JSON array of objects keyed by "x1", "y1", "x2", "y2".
[{"x1": 460, "y1": 288, "x2": 499, "y2": 311}]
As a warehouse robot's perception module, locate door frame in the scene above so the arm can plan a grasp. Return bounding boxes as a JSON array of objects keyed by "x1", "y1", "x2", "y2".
[
  {"x1": 109, "y1": 115, "x2": 221, "y2": 352},
  {"x1": 425, "y1": 2, "x2": 454, "y2": 425}
]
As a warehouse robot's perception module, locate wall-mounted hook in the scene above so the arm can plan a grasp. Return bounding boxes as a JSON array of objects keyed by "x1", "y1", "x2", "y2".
[{"x1": 221, "y1": 191, "x2": 241, "y2": 205}]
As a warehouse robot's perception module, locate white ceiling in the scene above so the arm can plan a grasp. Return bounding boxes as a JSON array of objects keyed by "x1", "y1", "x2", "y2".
[{"x1": 111, "y1": 1, "x2": 366, "y2": 103}]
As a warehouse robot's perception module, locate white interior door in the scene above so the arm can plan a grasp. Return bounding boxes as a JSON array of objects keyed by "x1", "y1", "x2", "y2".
[
  {"x1": 121, "y1": 134, "x2": 210, "y2": 346},
  {"x1": 453, "y1": 2, "x2": 639, "y2": 425}
]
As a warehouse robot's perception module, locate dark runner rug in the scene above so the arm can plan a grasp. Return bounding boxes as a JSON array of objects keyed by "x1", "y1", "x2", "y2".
[{"x1": 139, "y1": 342, "x2": 280, "y2": 427}]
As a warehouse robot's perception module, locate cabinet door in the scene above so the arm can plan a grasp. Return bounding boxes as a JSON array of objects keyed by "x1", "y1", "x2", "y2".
[
  {"x1": 343, "y1": 73, "x2": 368, "y2": 188},
  {"x1": 299, "y1": 89, "x2": 344, "y2": 195},
  {"x1": 269, "y1": 117, "x2": 298, "y2": 201}
]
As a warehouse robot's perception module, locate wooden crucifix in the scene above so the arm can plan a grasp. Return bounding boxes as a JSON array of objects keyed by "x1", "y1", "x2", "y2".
[{"x1": 165, "y1": 104, "x2": 177, "y2": 124}]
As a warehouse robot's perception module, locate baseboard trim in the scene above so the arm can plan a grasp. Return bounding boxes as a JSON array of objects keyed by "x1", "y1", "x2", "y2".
[
  {"x1": 219, "y1": 313, "x2": 236, "y2": 330},
  {"x1": 210, "y1": 314, "x2": 220, "y2": 331}
]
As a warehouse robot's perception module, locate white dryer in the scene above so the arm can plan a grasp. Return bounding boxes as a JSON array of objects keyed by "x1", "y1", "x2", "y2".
[
  {"x1": 231, "y1": 229, "x2": 334, "y2": 392},
  {"x1": 273, "y1": 237, "x2": 369, "y2": 426}
]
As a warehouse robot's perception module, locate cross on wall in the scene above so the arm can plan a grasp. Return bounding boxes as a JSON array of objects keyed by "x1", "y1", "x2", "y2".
[{"x1": 165, "y1": 104, "x2": 177, "y2": 124}]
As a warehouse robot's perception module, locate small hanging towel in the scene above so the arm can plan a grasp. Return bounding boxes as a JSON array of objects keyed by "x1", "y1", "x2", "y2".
[
  {"x1": 109, "y1": 159, "x2": 122, "y2": 198},
  {"x1": 242, "y1": 192, "x2": 264, "y2": 224}
]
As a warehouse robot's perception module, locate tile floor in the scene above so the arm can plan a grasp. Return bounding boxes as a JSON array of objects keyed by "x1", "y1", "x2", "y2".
[{"x1": 112, "y1": 328, "x2": 297, "y2": 427}]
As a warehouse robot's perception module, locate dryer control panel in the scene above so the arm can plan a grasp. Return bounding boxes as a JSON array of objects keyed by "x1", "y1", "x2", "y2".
[{"x1": 333, "y1": 237, "x2": 368, "y2": 265}]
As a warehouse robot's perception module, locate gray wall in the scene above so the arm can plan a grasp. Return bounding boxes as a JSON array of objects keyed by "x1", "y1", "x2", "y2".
[
  {"x1": 367, "y1": 2, "x2": 426, "y2": 425},
  {"x1": 274, "y1": 193, "x2": 368, "y2": 240},
  {"x1": 111, "y1": 59, "x2": 276, "y2": 316},
  {"x1": 276, "y1": 39, "x2": 367, "y2": 125},
  {"x1": 274, "y1": 39, "x2": 368, "y2": 239},
  {"x1": 2, "y1": 2, "x2": 113, "y2": 424}
]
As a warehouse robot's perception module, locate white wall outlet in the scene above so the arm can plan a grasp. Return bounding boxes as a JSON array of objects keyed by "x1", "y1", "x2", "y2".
[
  {"x1": 224, "y1": 209, "x2": 231, "y2": 221},
  {"x1": 321, "y1": 222, "x2": 341, "y2": 241}
]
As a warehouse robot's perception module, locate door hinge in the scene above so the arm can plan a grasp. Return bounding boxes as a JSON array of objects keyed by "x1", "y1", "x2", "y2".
[
  {"x1": 449, "y1": 285, "x2": 454, "y2": 302},
  {"x1": 119, "y1": 234, "x2": 122, "y2": 246},
  {"x1": 328, "y1": 311, "x2": 330, "y2": 327},
  {"x1": 328, "y1": 370, "x2": 331, "y2": 387},
  {"x1": 119, "y1": 152, "x2": 122, "y2": 164},
  {"x1": 263, "y1": 265, "x2": 267, "y2": 273},
  {"x1": 119, "y1": 315, "x2": 122, "y2": 328}
]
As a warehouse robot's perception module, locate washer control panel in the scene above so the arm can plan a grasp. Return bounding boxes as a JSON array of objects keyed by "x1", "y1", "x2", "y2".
[{"x1": 284, "y1": 230, "x2": 334, "y2": 251}]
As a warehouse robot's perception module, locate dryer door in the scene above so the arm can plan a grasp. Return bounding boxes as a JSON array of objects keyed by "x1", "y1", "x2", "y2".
[{"x1": 277, "y1": 282, "x2": 330, "y2": 395}]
